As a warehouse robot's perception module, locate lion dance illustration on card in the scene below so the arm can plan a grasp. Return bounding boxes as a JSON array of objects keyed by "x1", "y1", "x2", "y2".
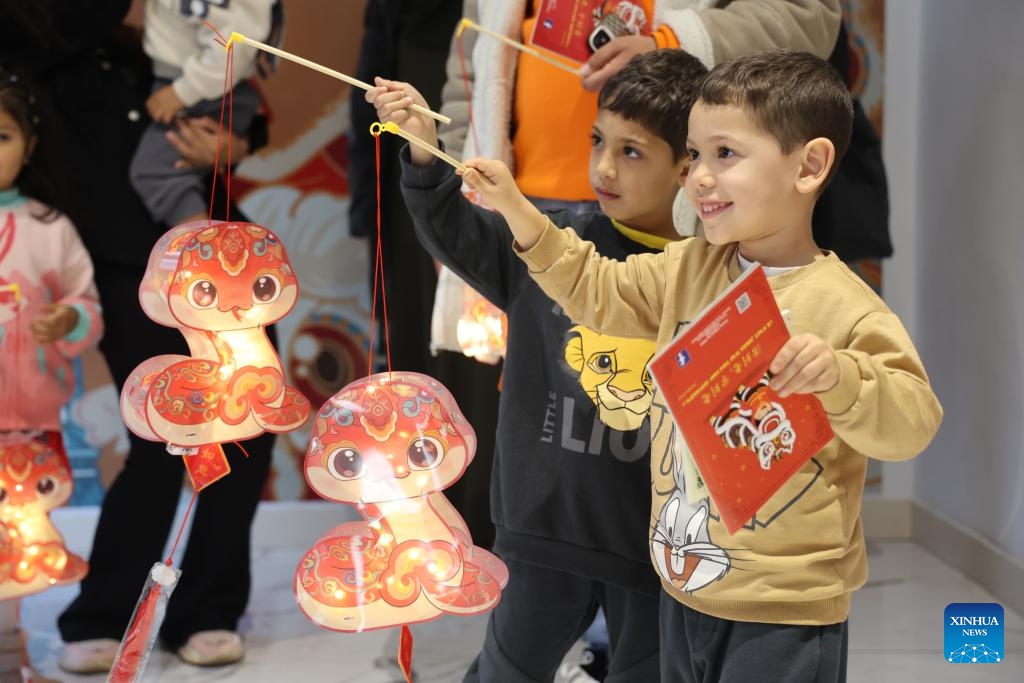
[{"x1": 710, "y1": 372, "x2": 795, "y2": 470}]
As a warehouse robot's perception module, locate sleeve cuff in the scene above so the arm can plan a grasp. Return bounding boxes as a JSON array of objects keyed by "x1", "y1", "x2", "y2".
[
  {"x1": 171, "y1": 78, "x2": 202, "y2": 108},
  {"x1": 652, "y1": 24, "x2": 680, "y2": 50},
  {"x1": 817, "y1": 351, "x2": 861, "y2": 415},
  {"x1": 515, "y1": 219, "x2": 573, "y2": 272},
  {"x1": 399, "y1": 141, "x2": 458, "y2": 189},
  {"x1": 63, "y1": 303, "x2": 92, "y2": 343}
]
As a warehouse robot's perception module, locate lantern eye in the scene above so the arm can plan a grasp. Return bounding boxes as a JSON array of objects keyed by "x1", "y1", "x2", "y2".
[
  {"x1": 36, "y1": 476, "x2": 57, "y2": 496},
  {"x1": 327, "y1": 446, "x2": 364, "y2": 480},
  {"x1": 252, "y1": 274, "x2": 281, "y2": 304},
  {"x1": 188, "y1": 279, "x2": 218, "y2": 309},
  {"x1": 0, "y1": 488, "x2": 6, "y2": 503},
  {"x1": 407, "y1": 436, "x2": 444, "y2": 471}
]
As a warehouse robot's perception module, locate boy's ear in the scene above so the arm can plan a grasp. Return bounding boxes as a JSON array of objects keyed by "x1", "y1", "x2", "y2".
[
  {"x1": 676, "y1": 157, "x2": 691, "y2": 188},
  {"x1": 794, "y1": 137, "x2": 835, "y2": 195}
]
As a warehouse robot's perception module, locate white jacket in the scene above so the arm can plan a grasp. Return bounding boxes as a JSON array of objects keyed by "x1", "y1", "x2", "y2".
[{"x1": 144, "y1": 0, "x2": 276, "y2": 106}]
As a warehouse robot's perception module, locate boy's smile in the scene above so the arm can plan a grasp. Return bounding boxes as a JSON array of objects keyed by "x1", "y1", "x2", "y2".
[
  {"x1": 589, "y1": 110, "x2": 687, "y2": 240},
  {"x1": 684, "y1": 102, "x2": 822, "y2": 266}
]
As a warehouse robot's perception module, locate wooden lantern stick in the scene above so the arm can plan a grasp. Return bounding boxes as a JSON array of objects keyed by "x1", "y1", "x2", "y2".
[
  {"x1": 371, "y1": 122, "x2": 466, "y2": 174},
  {"x1": 225, "y1": 32, "x2": 452, "y2": 125},
  {"x1": 456, "y1": 18, "x2": 582, "y2": 76}
]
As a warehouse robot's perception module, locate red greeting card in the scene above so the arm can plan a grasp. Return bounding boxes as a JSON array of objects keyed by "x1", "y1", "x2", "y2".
[
  {"x1": 531, "y1": 1, "x2": 652, "y2": 64},
  {"x1": 649, "y1": 266, "x2": 834, "y2": 534}
]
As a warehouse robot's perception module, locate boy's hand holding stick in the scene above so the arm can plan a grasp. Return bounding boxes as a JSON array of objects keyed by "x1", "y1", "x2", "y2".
[{"x1": 368, "y1": 79, "x2": 547, "y2": 251}]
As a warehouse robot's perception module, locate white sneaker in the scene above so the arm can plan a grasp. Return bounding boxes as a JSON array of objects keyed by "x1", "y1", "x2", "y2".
[
  {"x1": 176, "y1": 630, "x2": 244, "y2": 667},
  {"x1": 57, "y1": 638, "x2": 119, "y2": 674}
]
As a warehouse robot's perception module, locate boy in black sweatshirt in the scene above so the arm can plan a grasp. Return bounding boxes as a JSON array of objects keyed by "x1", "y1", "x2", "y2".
[{"x1": 368, "y1": 49, "x2": 707, "y2": 682}]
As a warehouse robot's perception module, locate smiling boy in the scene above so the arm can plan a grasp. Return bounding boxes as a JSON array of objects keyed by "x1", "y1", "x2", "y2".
[{"x1": 459, "y1": 50, "x2": 943, "y2": 682}]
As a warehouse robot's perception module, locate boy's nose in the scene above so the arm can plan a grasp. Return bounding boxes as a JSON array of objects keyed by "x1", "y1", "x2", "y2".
[
  {"x1": 595, "y1": 152, "x2": 616, "y2": 179},
  {"x1": 689, "y1": 164, "x2": 713, "y2": 194}
]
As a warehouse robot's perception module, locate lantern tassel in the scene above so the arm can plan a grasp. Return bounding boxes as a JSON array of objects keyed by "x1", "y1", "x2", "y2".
[{"x1": 107, "y1": 562, "x2": 180, "y2": 683}]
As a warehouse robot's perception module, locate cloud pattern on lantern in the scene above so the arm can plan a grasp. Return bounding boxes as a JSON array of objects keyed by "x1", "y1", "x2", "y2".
[{"x1": 295, "y1": 371, "x2": 508, "y2": 632}]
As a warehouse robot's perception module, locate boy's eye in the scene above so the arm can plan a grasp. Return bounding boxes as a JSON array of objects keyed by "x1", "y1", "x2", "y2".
[
  {"x1": 590, "y1": 133, "x2": 602, "y2": 147},
  {"x1": 623, "y1": 146, "x2": 641, "y2": 159},
  {"x1": 687, "y1": 148, "x2": 699, "y2": 161},
  {"x1": 718, "y1": 147, "x2": 735, "y2": 158}
]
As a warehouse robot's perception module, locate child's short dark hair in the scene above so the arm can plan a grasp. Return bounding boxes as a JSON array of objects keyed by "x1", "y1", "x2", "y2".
[
  {"x1": 699, "y1": 51, "x2": 853, "y2": 184},
  {"x1": 598, "y1": 49, "x2": 709, "y2": 161}
]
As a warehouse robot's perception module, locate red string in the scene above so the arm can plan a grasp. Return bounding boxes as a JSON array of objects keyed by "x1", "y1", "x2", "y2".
[
  {"x1": 164, "y1": 488, "x2": 199, "y2": 564},
  {"x1": 208, "y1": 42, "x2": 235, "y2": 222},
  {"x1": 225, "y1": 47, "x2": 235, "y2": 217},
  {"x1": 367, "y1": 131, "x2": 393, "y2": 378},
  {"x1": 231, "y1": 440, "x2": 251, "y2": 459},
  {"x1": 367, "y1": 134, "x2": 381, "y2": 377}
]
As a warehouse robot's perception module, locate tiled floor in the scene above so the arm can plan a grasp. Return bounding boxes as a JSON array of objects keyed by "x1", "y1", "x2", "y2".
[{"x1": 19, "y1": 513, "x2": 1024, "y2": 682}]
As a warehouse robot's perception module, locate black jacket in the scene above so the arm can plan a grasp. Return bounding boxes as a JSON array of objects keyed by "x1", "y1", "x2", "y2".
[{"x1": 401, "y1": 147, "x2": 661, "y2": 594}]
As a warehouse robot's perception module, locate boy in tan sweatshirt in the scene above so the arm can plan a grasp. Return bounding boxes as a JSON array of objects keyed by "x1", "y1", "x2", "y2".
[{"x1": 456, "y1": 50, "x2": 943, "y2": 682}]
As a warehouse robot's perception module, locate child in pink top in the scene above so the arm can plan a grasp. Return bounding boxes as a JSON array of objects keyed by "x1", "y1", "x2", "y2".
[{"x1": 0, "y1": 68, "x2": 102, "y2": 682}]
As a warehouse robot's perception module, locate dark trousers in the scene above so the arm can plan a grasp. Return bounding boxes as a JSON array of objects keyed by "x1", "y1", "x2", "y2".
[
  {"x1": 58, "y1": 266, "x2": 274, "y2": 649},
  {"x1": 463, "y1": 558, "x2": 660, "y2": 682},
  {"x1": 659, "y1": 592, "x2": 848, "y2": 683}
]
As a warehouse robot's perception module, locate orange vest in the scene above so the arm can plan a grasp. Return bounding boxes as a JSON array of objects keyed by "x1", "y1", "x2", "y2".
[{"x1": 513, "y1": 2, "x2": 678, "y2": 201}]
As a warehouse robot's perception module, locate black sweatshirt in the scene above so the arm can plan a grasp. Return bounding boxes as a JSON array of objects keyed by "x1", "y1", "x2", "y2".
[{"x1": 401, "y1": 147, "x2": 661, "y2": 595}]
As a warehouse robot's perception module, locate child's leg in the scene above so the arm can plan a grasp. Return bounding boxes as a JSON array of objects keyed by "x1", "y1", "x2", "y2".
[
  {"x1": 598, "y1": 583, "x2": 660, "y2": 682},
  {"x1": 463, "y1": 558, "x2": 599, "y2": 683},
  {"x1": 0, "y1": 600, "x2": 23, "y2": 678},
  {"x1": 128, "y1": 80, "x2": 261, "y2": 227},
  {"x1": 659, "y1": 593, "x2": 848, "y2": 683}
]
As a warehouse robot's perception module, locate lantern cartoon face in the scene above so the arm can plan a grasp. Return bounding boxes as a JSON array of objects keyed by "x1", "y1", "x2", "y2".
[
  {"x1": 0, "y1": 438, "x2": 88, "y2": 599},
  {"x1": 295, "y1": 371, "x2": 508, "y2": 632},
  {"x1": 305, "y1": 372, "x2": 475, "y2": 504},
  {"x1": 121, "y1": 221, "x2": 310, "y2": 472},
  {"x1": 166, "y1": 224, "x2": 299, "y2": 331}
]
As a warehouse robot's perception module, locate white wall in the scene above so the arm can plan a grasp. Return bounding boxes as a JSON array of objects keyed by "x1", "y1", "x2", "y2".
[{"x1": 885, "y1": 0, "x2": 1024, "y2": 561}]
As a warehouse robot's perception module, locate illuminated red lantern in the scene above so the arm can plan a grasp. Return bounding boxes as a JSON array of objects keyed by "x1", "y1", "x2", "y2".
[{"x1": 295, "y1": 371, "x2": 507, "y2": 631}]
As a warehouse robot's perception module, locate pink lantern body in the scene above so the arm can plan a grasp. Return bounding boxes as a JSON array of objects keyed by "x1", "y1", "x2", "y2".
[
  {"x1": 0, "y1": 436, "x2": 87, "y2": 600},
  {"x1": 295, "y1": 371, "x2": 508, "y2": 632},
  {"x1": 120, "y1": 221, "x2": 310, "y2": 458}
]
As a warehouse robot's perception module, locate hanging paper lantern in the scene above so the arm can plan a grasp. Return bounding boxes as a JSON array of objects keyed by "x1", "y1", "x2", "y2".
[
  {"x1": 456, "y1": 284, "x2": 507, "y2": 364},
  {"x1": 119, "y1": 220, "x2": 311, "y2": 489},
  {"x1": 294, "y1": 371, "x2": 508, "y2": 632},
  {"x1": 0, "y1": 436, "x2": 87, "y2": 600}
]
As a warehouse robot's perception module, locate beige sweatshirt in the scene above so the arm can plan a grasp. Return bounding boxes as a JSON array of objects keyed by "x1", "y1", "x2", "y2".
[{"x1": 518, "y1": 223, "x2": 943, "y2": 625}]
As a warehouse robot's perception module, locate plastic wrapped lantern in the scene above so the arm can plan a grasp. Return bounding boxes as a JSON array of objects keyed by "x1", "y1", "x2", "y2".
[
  {"x1": 120, "y1": 220, "x2": 311, "y2": 489},
  {"x1": 294, "y1": 371, "x2": 508, "y2": 631},
  {"x1": 431, "y1": 266, "x2": 506, "y2": 365},
  {"x1": 0, "y1": 435, "x2": 87, "y2": 600}
]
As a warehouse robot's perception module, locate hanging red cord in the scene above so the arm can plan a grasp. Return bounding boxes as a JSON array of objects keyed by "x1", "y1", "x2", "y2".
[{"x1": 367, "y1": 129, "x2": 393, "y2": 378}]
